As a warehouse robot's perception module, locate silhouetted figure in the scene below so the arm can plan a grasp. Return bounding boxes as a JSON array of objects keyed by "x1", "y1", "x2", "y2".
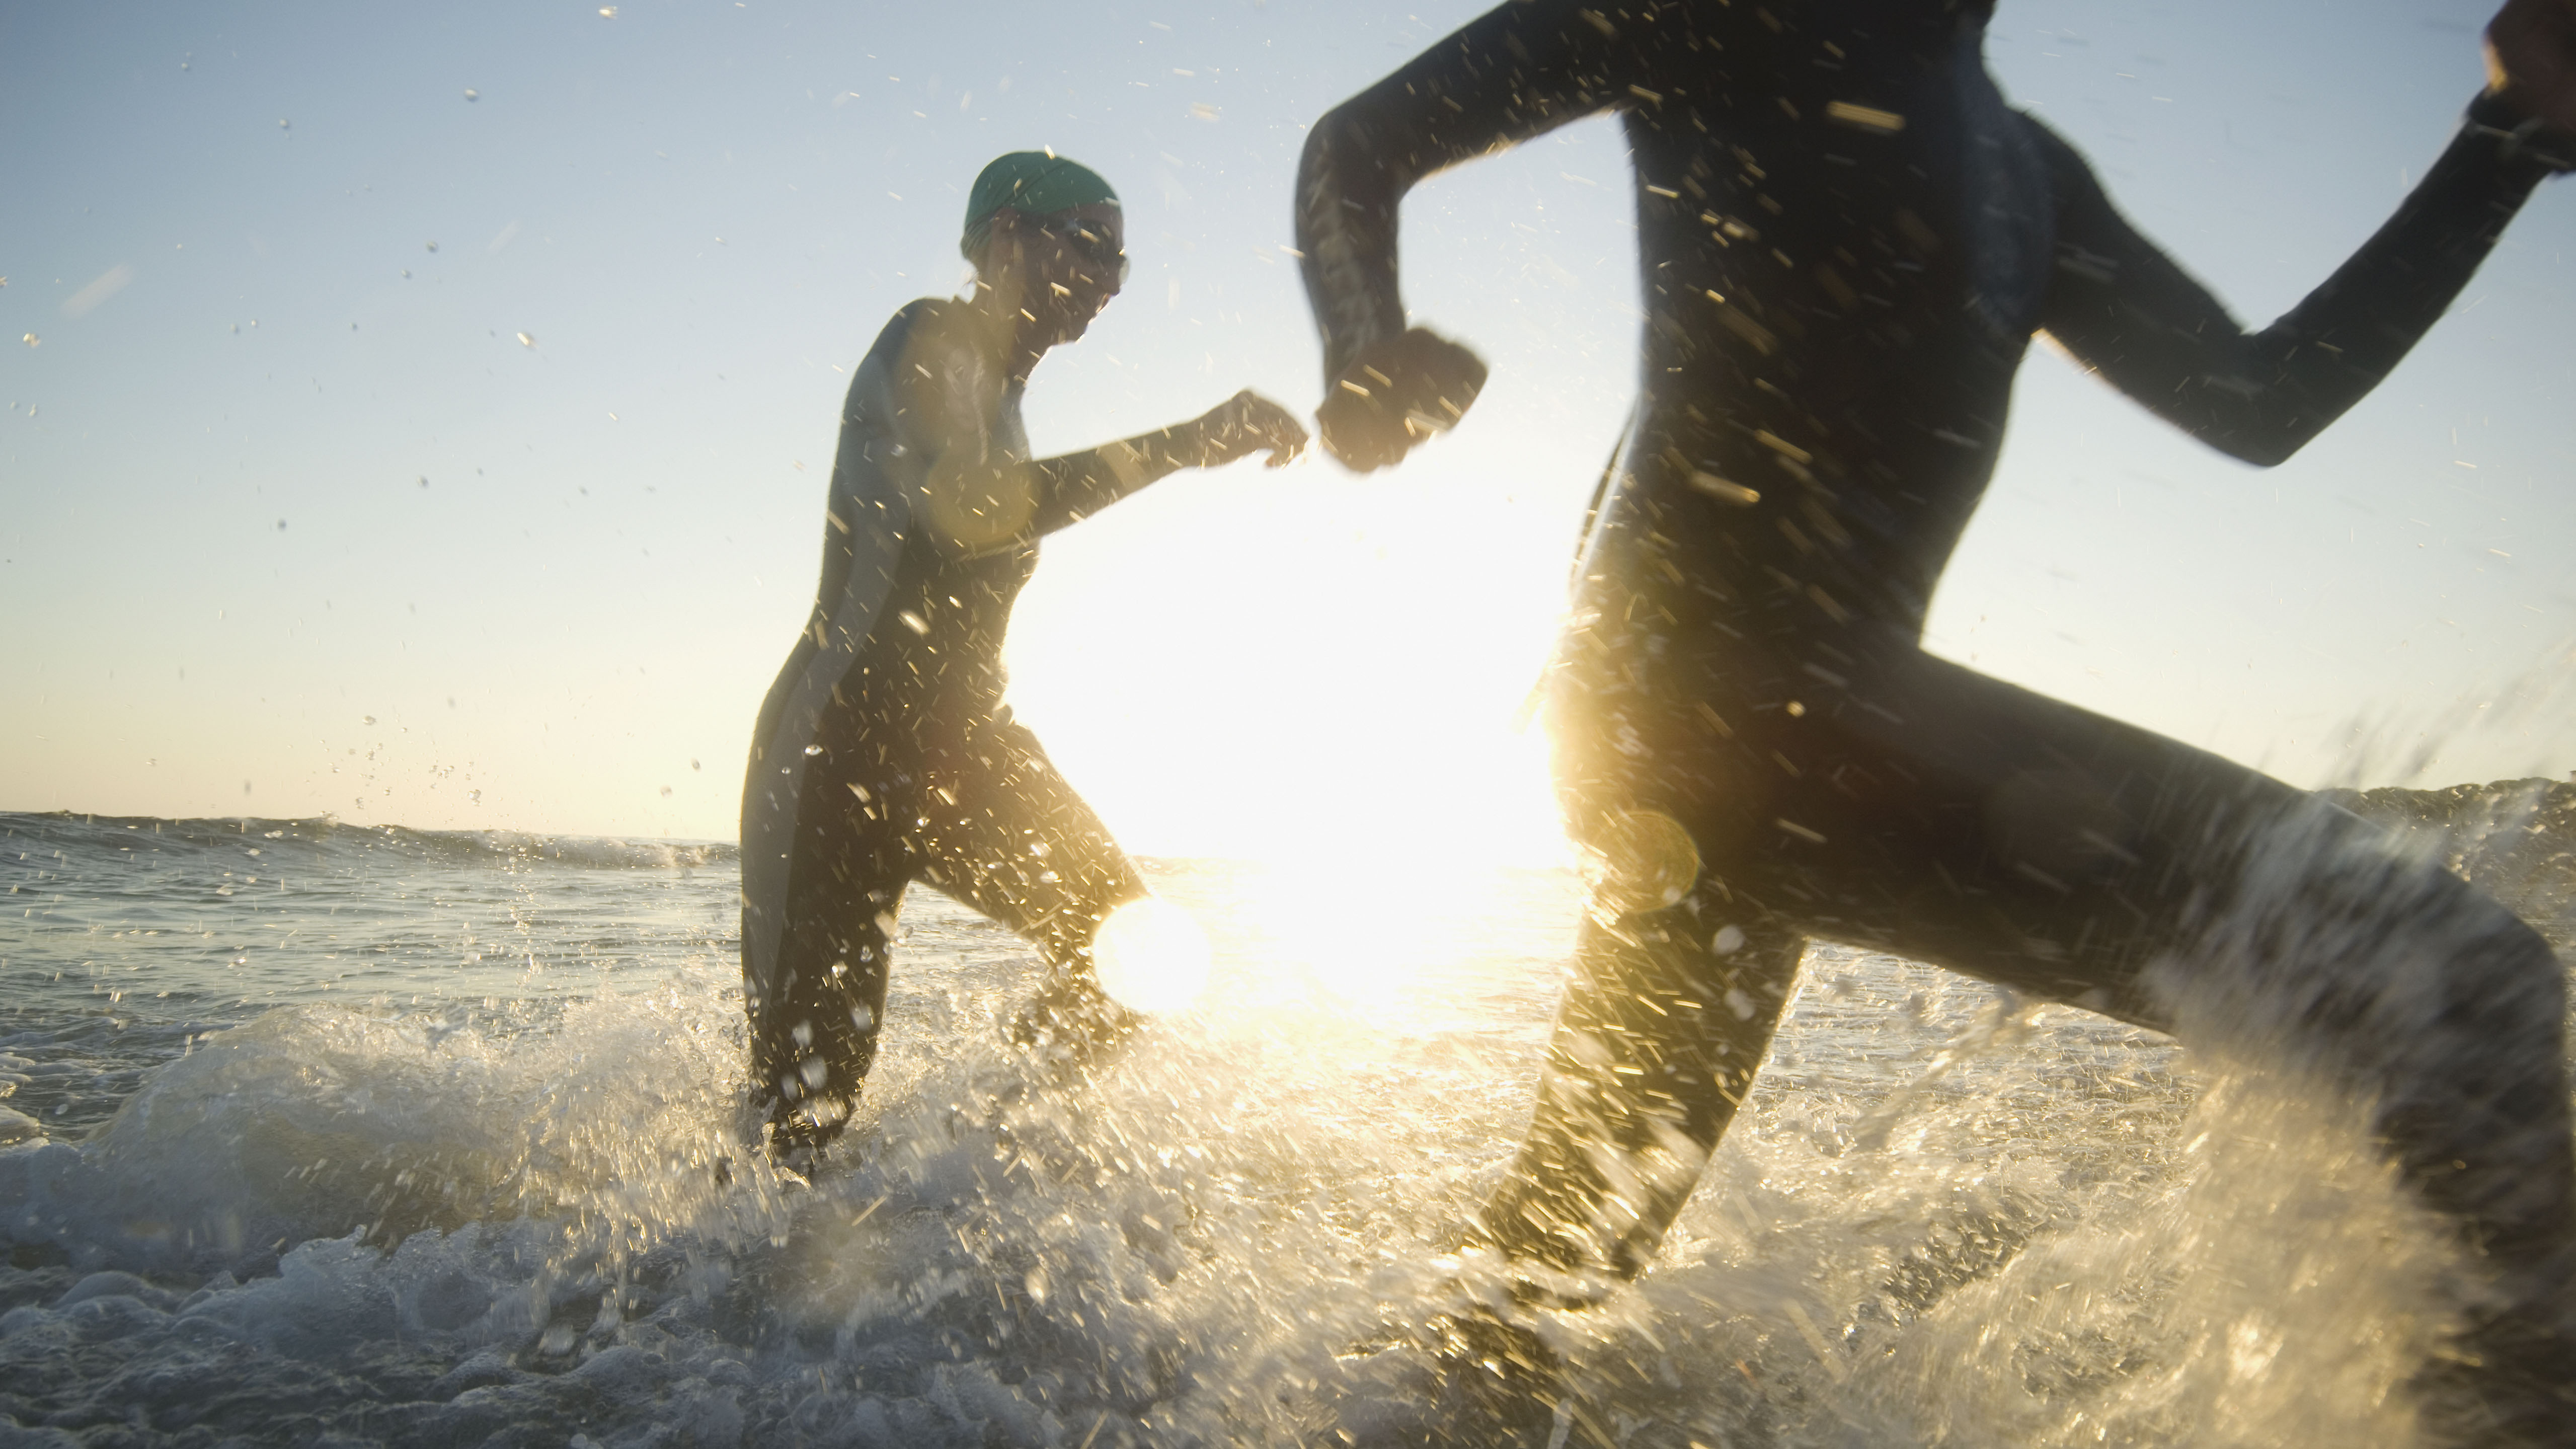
[
  {"x1": 743, "y1": 152, "x2": 1304, "y2": 1167},
  {"x1": 1295, "y1": 2, "x2": 2575, "y2": 1439}
]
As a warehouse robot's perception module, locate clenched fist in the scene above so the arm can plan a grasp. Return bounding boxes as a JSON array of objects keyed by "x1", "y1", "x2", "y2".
[
  {"x1": 1315, "y1": 328, "x2": 1490, "y2": 474},
  {"x1": 2487, "y1": 0, "x2": 2576, "y2": 133},
  {"x1": 1190, "y1": 390, "x2": 1310, "y2": 469}
]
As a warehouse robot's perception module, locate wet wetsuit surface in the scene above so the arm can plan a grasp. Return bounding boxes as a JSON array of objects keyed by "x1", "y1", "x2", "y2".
[
  {"x1": 1295, "y1": 0, "x2": 2572, "y2": 1400},
  {"x1": 740, "y1": 301, "x2": 1149, "y2": 1145}
]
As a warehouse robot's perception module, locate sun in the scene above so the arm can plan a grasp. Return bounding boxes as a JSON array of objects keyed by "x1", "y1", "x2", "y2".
[{"x1": 1090, "y1": 896, "x2": 1215, "y2": 1014}]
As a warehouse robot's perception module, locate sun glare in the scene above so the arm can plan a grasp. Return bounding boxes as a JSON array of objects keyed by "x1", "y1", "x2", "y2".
[
  {"x1": 1001, "y1": 441, "x2": 1591, "y2": 872},
  {"x1": 1251, "y1": 857, "x2": 1468, "y2": 1006},
  {"x1": 1090, "y1": 896, "x2": 1214, "y2": 1014}
]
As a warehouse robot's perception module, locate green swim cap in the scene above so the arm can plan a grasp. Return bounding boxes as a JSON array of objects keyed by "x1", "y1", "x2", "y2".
[{"x1": 961, "y1": 151, "x2": 1120, "y2": 261}]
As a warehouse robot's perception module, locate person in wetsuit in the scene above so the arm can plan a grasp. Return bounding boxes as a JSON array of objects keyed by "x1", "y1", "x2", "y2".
[
  {"x1": 1294, "y1": 1, "x2": 2576, "y2": 1438},
  {"x1": 742, "y1": 152, "x2": 1306, "y2": 1165}
]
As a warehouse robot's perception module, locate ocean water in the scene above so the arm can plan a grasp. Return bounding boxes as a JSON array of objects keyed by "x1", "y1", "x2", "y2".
[{"x1": 1, "y1": 804, "x2": 2567, "y2": 1447}]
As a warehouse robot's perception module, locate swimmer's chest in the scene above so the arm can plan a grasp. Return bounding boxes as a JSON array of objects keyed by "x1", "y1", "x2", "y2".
[{"x1": 1618, "y1": 18, "x2": 2055, "y2": 349}]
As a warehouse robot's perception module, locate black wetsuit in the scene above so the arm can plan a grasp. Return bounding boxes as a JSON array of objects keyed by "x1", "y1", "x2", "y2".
[
  {"x1": 741, "y1": 300, "x2": 1201, "y2": 1149},
  {"x1": 1295, "y1": 0, "x2": 2572, "y2": 1419}
]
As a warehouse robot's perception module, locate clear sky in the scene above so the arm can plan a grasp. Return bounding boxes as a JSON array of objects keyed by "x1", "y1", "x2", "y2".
[{"x1": 4, "y1": 0, "x2": 2569, "y2": 865}]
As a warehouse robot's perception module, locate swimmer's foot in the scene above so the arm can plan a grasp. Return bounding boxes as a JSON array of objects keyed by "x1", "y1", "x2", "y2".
[
  {"x1": 1413, "y1": 1304, "x2": 1569, "y2": 1448},
  {"x1": 758, "y1": 1086, "x2": 860, "y2": 1180},
  {"x1": 1005, "y1": 974, "x2": 1140, "y2": 1079},
  {"x1": 710, "y1": 1145, "x2": 811, "y2": 1191}
]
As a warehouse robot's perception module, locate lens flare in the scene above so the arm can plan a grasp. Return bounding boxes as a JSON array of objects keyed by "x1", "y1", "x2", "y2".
[
  {"x1": 1090, "y1": 896, "x2": 1211, "y2": 1015},
  {"x1": 1580, "y1": 807, "x2": 1701, "y2": 922}
]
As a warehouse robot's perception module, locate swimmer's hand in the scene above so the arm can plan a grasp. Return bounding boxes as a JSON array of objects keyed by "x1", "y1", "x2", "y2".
[
  {"x1": 1189, "y1": 390, "x2": 1309, "y2": 469},
  {"x1": 2487, "y1": 0, "x2": 2576, "y2": 133},
  {"x1": 1316, "y1": 327, "x2": 1490, "y2": 473}
]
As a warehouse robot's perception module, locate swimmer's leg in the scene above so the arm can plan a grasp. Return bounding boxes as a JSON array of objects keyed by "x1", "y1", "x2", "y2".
[
  {"x1": 1431, "y1": 898, "x2": 1801, "y2": 1441},
  {"x1": 1757, "y1": 649, "x2": 2575, "y2": 1434},
  {"x1": 744, "y1": 751, "x2": 910, "y2": 1161},
  {"x1": 913, "y1": 716, "x2": 1151, "y2": 1066},
  {"x1": 1836, "y1": 656, "x2": 2572, "y2": 1288},
  {"x1": 2146, "y1": 807, "x2": 2576, "y2": 1440},
  {"x1": 1480, "y1": 904, "x2": 1803, "y2": 1282},
  {"x1": 1530, "y1": 630, "x2": 2573, "y2": 1430}
]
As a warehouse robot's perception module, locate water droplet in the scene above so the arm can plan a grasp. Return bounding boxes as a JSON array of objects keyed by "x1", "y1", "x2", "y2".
[
  {"x1": 803, "y1": 744, "x2": 823, "y2": 756},
  {"x1": 19, "y1": 334, "x2": 34, "y2": 348},
  {"x1": 516, "y1": 332, "x2": 534, "y2": 348},
  {"x1": 462, "y1": 89, "x2": 478, "y2": 102},
  {"x1": 362, "y1": 715, "x2": 375, "y2": 725},
  {"x1": 425, "y1": 241, "x2": 439, "y2": 253}
]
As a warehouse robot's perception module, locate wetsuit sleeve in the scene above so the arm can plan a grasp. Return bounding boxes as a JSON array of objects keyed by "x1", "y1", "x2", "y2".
[
  {"x1": 1295, "y1": 0, "x2": 1675, "y2": 382},
  {"x1": 1025, "y1": 429, "x2": 1211, "y2": 537},
  {"x1": 2032, "y1": 95, "x2": 2562, "y2": 468},
  {"x1": 879, "y1": 304, "x2": 1243, "y2": 545}
]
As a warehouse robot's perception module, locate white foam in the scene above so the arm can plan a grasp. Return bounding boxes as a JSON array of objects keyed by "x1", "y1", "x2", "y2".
[{"x1": 0, "y1": 845, "x2": 2534, "y2": 1445}]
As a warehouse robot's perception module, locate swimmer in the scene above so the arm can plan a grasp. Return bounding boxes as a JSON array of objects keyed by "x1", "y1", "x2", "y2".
[
  {"x1": 741, "y1": 151, "x2": 1305, "y2": 1166},
  {"x1": 1294, "y1": 1, "x2": 2576, "y2": 1438}
]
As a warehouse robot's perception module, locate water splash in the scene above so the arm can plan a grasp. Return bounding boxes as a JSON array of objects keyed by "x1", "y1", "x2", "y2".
[{"x1": 0, "y1": 818, "x2": 2566, "y2": 1443}]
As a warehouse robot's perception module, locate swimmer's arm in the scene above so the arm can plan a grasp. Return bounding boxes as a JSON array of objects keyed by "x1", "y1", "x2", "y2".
[
  {"x1": 1027, "y1": 391, "x2": 1309, "y2": 535},
  {"x1": 900, "y1": 385, "x2": 1307, "y2": 548},
  {"x1": 1024, "y1": 430, "x2": 1202, "y2": 536},
  {"x1": 880, "y1": 305, "x2": 1307, "y2": 545},
  {"x1": 1295, "y1": 0, "x2": 1653, "y2": 382},
  {"x1": 2032, "y1": 108, "x2": 2558, "y2": 468}
]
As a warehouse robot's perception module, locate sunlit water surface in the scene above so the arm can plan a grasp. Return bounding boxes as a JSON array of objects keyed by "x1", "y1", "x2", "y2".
[{"x1": 0, "y1": 810, "x2": 2554, "y2": 1446}]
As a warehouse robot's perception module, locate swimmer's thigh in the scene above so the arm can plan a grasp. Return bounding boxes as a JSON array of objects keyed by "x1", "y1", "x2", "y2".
[
  {"x1": 1691, "y1": 645, "x2": 2303, "y2": 1017},
  {"x1": 915, "y1": 719, "x2": 1152, "y2": 1055},
  {"x1": 1754, "y1": 650, "x2": 2572, "y2": 1268},
  {"x1": 914, "y1": 717, "x2": 1150, "y2": 968},
  {"x1": 751, "y1": 741, "x2": 909, "y2": 1123}
]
